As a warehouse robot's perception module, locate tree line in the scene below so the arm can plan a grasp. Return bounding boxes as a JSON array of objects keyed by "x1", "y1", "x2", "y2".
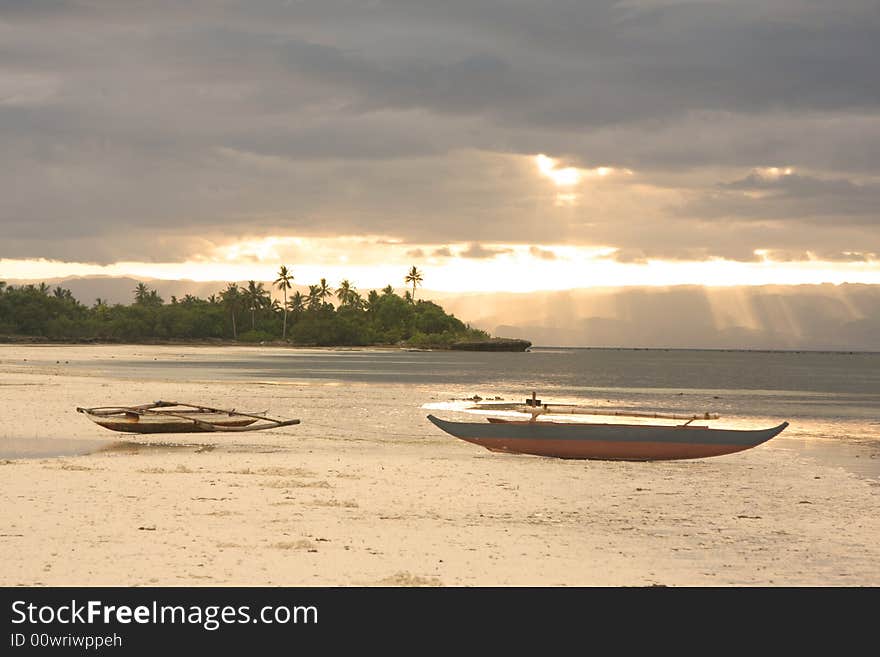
[{"x1": 0, "y1": 267, "x2": 489, "y2": 348}]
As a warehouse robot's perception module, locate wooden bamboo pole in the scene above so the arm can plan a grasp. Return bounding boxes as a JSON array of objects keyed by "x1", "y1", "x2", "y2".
[
  {"x1": 149, "y1": 401, "x2": 280, "y2": 422},
  {"x1": 518, "y1": 405, "x2": 720, "y2": 421},
  {"x1": 147, "y1": 411, "x2": 300, "y2": 432}
]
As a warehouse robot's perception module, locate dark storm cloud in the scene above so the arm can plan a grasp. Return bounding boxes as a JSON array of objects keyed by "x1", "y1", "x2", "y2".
[
  {"x1": 0, "y1": 0, "x2": 73, "y2": 18},
  {"x1": 679, "y1": 171, "x2": 880, "y2": 223},
  {"x1": 1, "y1": 0, "x2": 879, "y2": 263}
]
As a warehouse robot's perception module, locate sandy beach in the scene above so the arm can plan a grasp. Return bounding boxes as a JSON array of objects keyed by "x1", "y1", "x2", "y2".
[{"x1": 2, "y1": 344, "x2": 879, "y2": 586}]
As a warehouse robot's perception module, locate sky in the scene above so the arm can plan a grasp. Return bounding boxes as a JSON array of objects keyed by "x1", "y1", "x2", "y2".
[{"x1": 1, "y1": 0, "x2": 879, "y2": 292}]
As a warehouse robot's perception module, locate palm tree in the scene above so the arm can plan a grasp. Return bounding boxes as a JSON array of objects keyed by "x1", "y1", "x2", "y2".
[
  {"x1": 366, "y1": 290, "x2": 380, "y2": 312},
  {"x1": 147, "y1": 289, "x2": 163, "y2": 306},
  {"x1": 52, "y1": 286, "x2": 74, "y2": 301},
  {"x1": 244, "y1": 280, "x2": 270, "y2": 330},
  {"x1": 93, "y1": 298, "x2": 109, "y2": 320},
  {"x1": 288, "y1": 291, "x2": 306, "y2": 314},
  {"x1": 220, "y1": 283, "x2": 242, "y2": 339},
  {"x1": 382, "y1": 285, "x2": 395, "y2": 296},
  {"x1": 134, "y1": 282, "x2": 150, "y2": 305},
  {"x1": 317, "y1": 278, "x2": 332, "y2": 306},
  {"x1": 274, "y1": 265, "x2": 294, "y2": 340},
  {"x1": 307, "y1": 285, "x2": 322, "y2": 310},
  {"x1": 404, "y1": 266, "x2": 423, "y2": 302},
  {"x1": 336, "y1": 279, "x2": 358, "y2": 307}
]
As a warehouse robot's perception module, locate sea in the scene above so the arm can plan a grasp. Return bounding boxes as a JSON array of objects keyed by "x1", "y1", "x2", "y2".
[{"x1": 4, "y1": 345, "x2": 880, "y2": 479}]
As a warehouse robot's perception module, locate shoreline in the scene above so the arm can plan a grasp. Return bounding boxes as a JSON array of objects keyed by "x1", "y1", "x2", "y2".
[
  {"x1": 2, "y1": 344, "x2": 879, "y2": 586},
  {"x1": 0, "y1": 337, "x2": 529, "y2": 352},
  {"x1": 1, "y1": 336, "x2": 877, "y2": 355},
  {"x1": 0, "y1": 336, "x2": 410, "y2": 349}
]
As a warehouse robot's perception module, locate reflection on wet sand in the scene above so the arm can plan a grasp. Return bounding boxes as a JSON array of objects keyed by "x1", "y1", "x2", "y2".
[
  {"x1": 777, "y1": 435, "x2": 880, "y2": 483},
  {"x1": 97, "y1": 440, "x2": 288, "y2": 455},
  {"x1": 94, "y1": 441, "x2": 216, "y2": 455},
  {"x1": 0, "y1": 437, "x2": 212, "y2": 459},
  {"x1": 0, "y1": 437, "x2": 113, "y2": 460},
  {"x1": 0, "y1": 436, "x2": 296, "y2": 460}
]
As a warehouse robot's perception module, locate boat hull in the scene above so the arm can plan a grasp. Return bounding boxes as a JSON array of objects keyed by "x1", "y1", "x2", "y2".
[
  {"x1": 427, "y1": 415, "x2": 788, "y2": 461},
  {"x1": 82, "y1": 412, "x2": 256, "y2": 434},
  {"x1": 77, "y1": 401, "x2": 300, "y2": 434}
]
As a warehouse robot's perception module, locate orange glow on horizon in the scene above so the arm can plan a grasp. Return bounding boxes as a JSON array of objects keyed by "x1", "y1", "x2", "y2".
[{"x1": 3, "y1": 242, "x2": 880, "y2": 293}]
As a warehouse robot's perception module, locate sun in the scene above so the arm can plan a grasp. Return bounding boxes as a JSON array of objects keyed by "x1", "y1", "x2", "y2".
[
  {"x1": 534, "y1": 154, "x2": 630, "y2": 189},
  {"x1": 535, "y1": 154, "x2": 582, "y2": 186}
]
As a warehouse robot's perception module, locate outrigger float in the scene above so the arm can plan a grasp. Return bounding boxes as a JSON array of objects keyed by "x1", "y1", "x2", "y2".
[
  {"x1": 427, "y1": 393, "x2": 788, "y2": 461},
  {"x1": 77, "y1": 401, "x2": 300, "y2": 434}
]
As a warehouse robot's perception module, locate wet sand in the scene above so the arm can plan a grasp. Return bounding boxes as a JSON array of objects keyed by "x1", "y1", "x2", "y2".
[{"x1": 2, "y1": 344, "x2": 879, "y2": 586}]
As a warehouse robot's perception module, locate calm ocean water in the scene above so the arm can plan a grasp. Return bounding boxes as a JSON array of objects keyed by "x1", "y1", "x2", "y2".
[
  {"x1": 9, "y1": 345, "x2": 880, "y2": 476},
  {"x1": 69, "y1": 346, "x2": 880, "y2": 434}
]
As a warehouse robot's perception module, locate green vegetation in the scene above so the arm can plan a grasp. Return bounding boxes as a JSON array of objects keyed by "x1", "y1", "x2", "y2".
[{"x1": 0, "y1": 268, "x2": 489, "y2": 348}]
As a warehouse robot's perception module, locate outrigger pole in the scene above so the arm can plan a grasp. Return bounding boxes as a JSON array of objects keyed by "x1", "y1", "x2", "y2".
[{"x1": 469, "y1": 391, "x2": 720, "y2": 424}]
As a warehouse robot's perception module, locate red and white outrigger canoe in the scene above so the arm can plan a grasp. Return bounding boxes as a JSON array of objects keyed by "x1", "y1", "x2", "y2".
[{"x1": 426, "y1": 395, "x2": 788, "y2": 461}]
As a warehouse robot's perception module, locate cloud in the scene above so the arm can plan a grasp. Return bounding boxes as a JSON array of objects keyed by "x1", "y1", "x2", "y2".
[
  {"x1": 607, "y1": 246, "x2": 763, "y2": 264},
  {"x1": 679, "y1": 170, "x2": 880, "y2": 224},
  {"x1": 529, "y1": 246, "x2": 557, "y2": 260},
  {"x1": 0, "y1": 1, "x2": 879, "y2": 265},
  {"x1": 459, "y1": 243, "x2": 513, "y2": 259},
  {"x1": 761, "y1": 249, "x2": 878, "y2": 263}
]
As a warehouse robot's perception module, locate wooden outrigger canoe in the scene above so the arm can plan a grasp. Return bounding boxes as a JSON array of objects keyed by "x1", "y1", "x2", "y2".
[
  {"x1": 426, "y1": 394, "x2": 788, "y2": 461},
  {"x1": 77, "y1": 401, "x2": 300, "y2": 434},
  {"x1": 427, "y1": 415, "x2": 788, "y2": 461}
]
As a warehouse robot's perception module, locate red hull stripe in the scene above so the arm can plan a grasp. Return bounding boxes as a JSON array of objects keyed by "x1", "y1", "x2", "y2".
[{"x1": 462, "y1": 437, "x2": 755, "y2": 461}]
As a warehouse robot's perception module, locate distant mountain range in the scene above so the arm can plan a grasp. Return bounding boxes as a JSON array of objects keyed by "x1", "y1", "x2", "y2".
[
  {"x1": 5, "y1": 276, "x2": 880, "y2": 351},
  {"x1": 438, "y1": 284, "x2": 880, "y2": 351}
]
